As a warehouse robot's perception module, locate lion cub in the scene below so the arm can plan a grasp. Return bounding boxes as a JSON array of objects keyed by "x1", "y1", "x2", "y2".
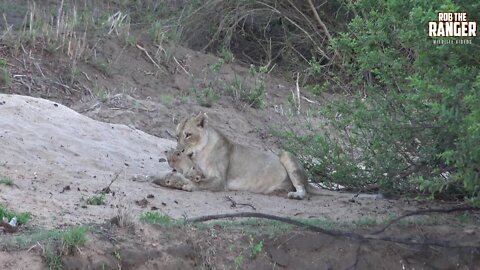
[{"x1": 155, "y1": 148, "x2": 204, "y2": 191}]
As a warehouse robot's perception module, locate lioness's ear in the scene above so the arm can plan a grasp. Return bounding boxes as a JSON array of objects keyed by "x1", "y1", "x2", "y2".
[
  {"x1": 195, "y1": 112, "x2": 208, "y2": 128},
  {"x1": 176, "y1": 117, "x2": 188, "y2": 136}
]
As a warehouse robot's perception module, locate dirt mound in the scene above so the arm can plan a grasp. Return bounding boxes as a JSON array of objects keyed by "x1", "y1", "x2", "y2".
[{"x1": 0, "y1": 94, "x2": 175, "y2": 228}]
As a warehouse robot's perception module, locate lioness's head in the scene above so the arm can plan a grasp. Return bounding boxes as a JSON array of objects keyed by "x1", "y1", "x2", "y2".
[
  {"x1": 176, "y1": 112, "x2": 209, "y2": 154},
  {"x1": 165, "y1": 148, "x2": 204, "y2": 182}
]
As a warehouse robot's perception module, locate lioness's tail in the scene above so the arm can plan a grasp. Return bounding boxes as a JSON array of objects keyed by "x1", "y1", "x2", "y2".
[
  {"x1": 279, "y1": 151, "x2": 332, "y2": 199},
  {"x1": 305, "y1": 183, "x2": 333, "y2": 196}
]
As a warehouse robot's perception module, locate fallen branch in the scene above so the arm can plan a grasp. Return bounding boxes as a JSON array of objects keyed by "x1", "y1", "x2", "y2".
[
  {"x1": 372, "y1": 206, "x2": 480, "y2": 235},
  {"x1": 185, "y1": 212, "x2": 480, "y2": 248}
]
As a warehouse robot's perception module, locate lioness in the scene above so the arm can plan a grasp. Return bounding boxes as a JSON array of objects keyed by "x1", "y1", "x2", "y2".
[{"x1": 175, "y1": 112, "x2": 329, "y2": 199}]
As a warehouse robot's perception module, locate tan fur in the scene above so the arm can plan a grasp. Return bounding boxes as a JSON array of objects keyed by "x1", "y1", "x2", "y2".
[
  {"x1": 176, "y1": 113, "x2": 329, "y2": 199},
  {"x1": 158, "y1": 148, "x2": 224, "y2": 192},
  {"x1": 165, "y1": 149, "x2": 204, "y2": 182},
  {"x1": 151, "y1": 172, "x2": 197, "y2": 192}
]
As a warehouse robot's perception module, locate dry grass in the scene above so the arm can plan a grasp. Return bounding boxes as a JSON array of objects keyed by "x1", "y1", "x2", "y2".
[{"x1": 179, "y1": 0, "x2": 347, "y2": 82}]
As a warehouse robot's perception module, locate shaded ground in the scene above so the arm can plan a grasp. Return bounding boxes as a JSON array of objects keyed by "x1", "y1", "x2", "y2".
[{"x1": 2, "y1": 219, "x2": 480, "y2": 270}]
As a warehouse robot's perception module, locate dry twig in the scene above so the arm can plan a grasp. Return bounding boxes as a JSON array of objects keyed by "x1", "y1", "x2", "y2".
[
  {"x1": 136, "y1": 44, "x2": 162, "y2": 70},
  {"x1": 173, "y1": 56, "x2": 191, "y2": 76},
  {"x1": 225, "y1": 196, "x2": 256, "y2": 210}
]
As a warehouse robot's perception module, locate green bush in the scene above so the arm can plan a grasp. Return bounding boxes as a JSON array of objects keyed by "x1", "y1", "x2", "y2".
[
  {"x1": 61, "y1": 226, "x2": 88, "y2": 255},
  {"x1": 86, "y1": 194, "x2": 106, "y2": 205},
  {"x1": 226, "y1": 76, "x2": 266, "y2": 109},
  {"x1": 140, "y1": 212, "x2": 174, "y2": 225},
  {"x1": 0, "y1": 206, "x2": 31, "y2": 225},
  {"x1": 283, "y1": 0, "x2": 480, "y2": 202},
  {"x1": 194, "y1": 87, "x2": 220, "y2": 107}
]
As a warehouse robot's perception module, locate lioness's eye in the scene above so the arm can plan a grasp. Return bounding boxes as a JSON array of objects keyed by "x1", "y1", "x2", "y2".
[{"x1": 185, "y1": 132, "x2": 192, "y2": 138}]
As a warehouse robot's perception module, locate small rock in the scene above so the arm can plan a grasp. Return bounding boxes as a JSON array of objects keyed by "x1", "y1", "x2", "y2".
[
  {"x1": 60, "y1": 185, "x2": 71, "y2": 193},
  {"x1": 464, "y1": 229, "x2": 475, "y2": 235},
  {"x1": 135, "y1": 198, "x2": 149, "y2": 208}
]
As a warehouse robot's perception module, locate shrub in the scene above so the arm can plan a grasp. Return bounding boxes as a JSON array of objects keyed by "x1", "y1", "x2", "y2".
[
  {"x1": 283, "y1": 0, "x2": 480, "y2": 202},
  {"x1": 140, "y1": 212, "x2": 173, "y2": 225},
  {"x1": 86, "y1": 194, "x2": 106, "y2": 205},
  {"x1": 0, "y1": 206, "x2": 31, "y2": 225},
  {"x1": 194, "y1": 87, "x2": 220, "y2": 107},
  {"x1": 61, "y1": 226, "x2": 88, "y2": 255},
  {"x1": 0, "y1": 176, "x2": 14, "y2": 186},
  {"x1": 179, "y1": 0, "x2": 345, "y2": 71}
]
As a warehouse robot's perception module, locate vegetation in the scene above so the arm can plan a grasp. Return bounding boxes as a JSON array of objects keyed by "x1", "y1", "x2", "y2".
[
  {"x1": 139, "y1": 211, "x2": 174, "y2": 225},
  {"x1": 0, "y1": 206, "x2": 31, "y2": 225},
  {"x1": 162, "y1": 94, "x2": 174, "y2": 106},
  {"x1": 0, "y1": 176, "x2": 14, "y2": 186},
  {"x1": 194, "y1": 86, "x2": 220, "y2": 108},
  {"x1": 280, "y1": 0, "x2": 480, "y2": 203},
  {"x1": 86, "y1": 194, "x2": 106, "y2": 205},
  {"x1": 60, "y1": 226, "x2": 89, "y2": 255},
  {"x1": 0, "y1": 58, "x2": 10, "y2": 87},
  {"x1": 234, "y1": 254, "x2": 244, "y2": 269},
  {"x1": 1, "y1": 225, "x2": 88, "y2": 269},
  {"x1": 249, "y1": 236, "x2": 264, "y2": 258}
]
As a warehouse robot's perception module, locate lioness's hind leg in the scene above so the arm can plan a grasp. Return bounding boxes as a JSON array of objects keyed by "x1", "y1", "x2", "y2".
[{"x1": 279, "y1": 151, "x2": 309, "y2": 200}]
